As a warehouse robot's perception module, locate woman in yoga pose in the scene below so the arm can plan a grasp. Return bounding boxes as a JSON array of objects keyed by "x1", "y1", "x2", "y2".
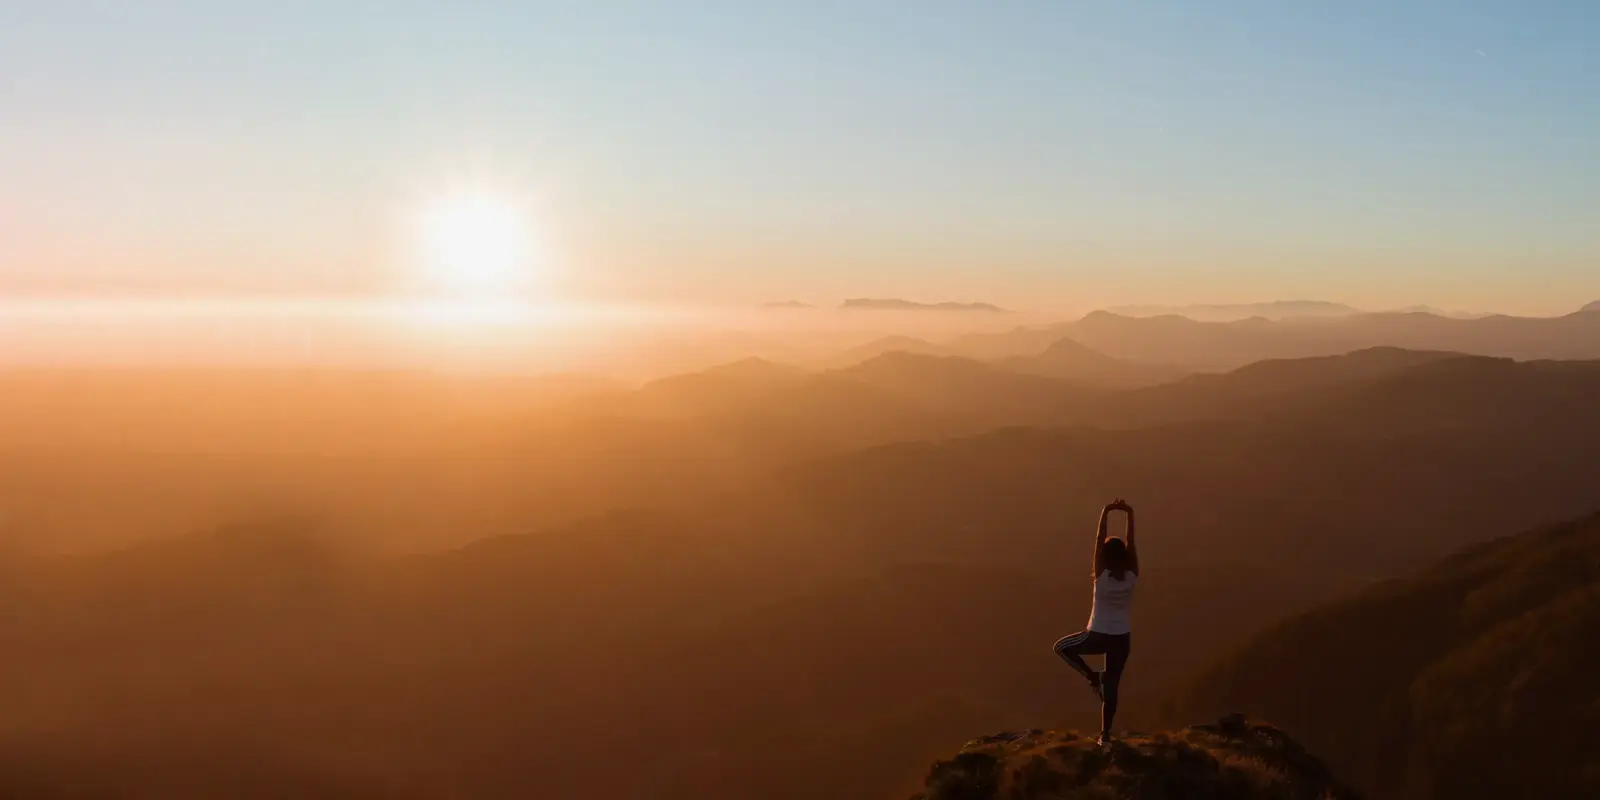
[{"x1": 1052, "y1": 499, "x2": 1138, "y2": 746}]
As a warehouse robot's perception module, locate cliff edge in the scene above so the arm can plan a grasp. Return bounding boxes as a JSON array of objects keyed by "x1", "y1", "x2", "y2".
[{"x1": 913, "y1": 714, "x2": 1359, "y2": 800}]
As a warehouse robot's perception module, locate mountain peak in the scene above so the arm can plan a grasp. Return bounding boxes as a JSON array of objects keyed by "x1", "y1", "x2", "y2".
[
  {"x1": 914, "y1": 715, "x2": 1357, "y2": 800},
  {"x1": 1038, "y1": 335, "x2": 1113, "y2": 360},
  {"x1": 1581, "y1": 299, "x2": 1600, "y2": 313},
  {"x1": 844, "y1": 349, "x2": 992, "y2": 376}
]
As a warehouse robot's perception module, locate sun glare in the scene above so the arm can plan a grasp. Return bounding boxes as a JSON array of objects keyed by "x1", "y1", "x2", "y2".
[{"x1": 417, "y1": 189, "x2": 536, "y2": 298}]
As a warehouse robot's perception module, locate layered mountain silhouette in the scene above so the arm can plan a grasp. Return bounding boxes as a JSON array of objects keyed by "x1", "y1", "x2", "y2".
[
  {"x1": 1106, "y1": 300, "x2": 1364, "y2": 321},
  {"x1": 944, "y1": 323, "x2": 1078, "y2": 360},
  {"x1": 771, "y1": 356, "x2": 1600, "y2": 577},
  {"x1": 941, "y1": 309, "x2": 1600, "y2": 369},
  {"x1": 840, "y1": 298, "x2": 1007, "y2": 312},
  {"x1": 1172, "y1": 512, "x2": 1600, "y2": 799},
  {"x1": 1099, "y1": 346, "x2": 1471, "y2": 426},
  {"x1": 626, "y1": 357, "x2": 811, "y2": 415},
  {"x1": 831, "y1": 352, "x2": 1090, "y2": 426},
  {"x1": 829, "y1": 335, "x2": 1182, "y2": 389},
  {"x1": 915, "y1": 715, "x2": 1358, "y2": 800},
  {"x1": 3, "y1": 346, "x2": 1599, "y2": 797},
  {"x1": 6, "y1": 348, "x2": 1597, "y2": 557},
  {"x1": 998, "y1": 336, "x2": 1187, "y2": 388},
  {"x1": 830, "y1": 335, "x2": 951, "y2": 365}
]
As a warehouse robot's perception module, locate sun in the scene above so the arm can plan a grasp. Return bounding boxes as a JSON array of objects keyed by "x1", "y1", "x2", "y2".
[{"x1": 416, "y1": 189, "x2": 536, "y2": 298}]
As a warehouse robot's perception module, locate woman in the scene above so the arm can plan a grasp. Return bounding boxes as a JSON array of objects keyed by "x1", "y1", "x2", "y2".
[{"x1": 1052, "y1": 498, "x2": 1138, "y2": 745}]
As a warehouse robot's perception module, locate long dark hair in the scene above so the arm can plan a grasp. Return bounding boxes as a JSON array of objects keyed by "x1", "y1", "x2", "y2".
[{"x1": 1099, "y1": 537, "x2": 1132, "y2": 580}]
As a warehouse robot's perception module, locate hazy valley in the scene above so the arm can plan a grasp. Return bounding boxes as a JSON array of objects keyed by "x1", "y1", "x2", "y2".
[{"x1": 2, "y1": 306, "x2": 1597, "y2": 797}]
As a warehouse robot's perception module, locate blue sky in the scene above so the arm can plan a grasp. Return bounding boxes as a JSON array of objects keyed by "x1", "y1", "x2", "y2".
[{"x1": 2, "y1": 1, "x2": 1596, "y2": 313}]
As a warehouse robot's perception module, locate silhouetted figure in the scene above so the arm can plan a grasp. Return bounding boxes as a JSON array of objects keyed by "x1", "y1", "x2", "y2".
[{"x1": 1053, "y1": 499, "x2": 1138, "y2": 745}]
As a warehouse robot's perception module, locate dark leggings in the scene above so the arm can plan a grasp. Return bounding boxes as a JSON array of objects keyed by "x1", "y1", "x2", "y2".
[{"x1": 1053, "y1": 631, "x2": 1131, "y2": 734}]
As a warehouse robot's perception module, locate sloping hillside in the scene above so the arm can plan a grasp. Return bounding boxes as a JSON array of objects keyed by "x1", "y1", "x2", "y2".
[
  {"x1": 914, "y1": 715, "x2": 1358, "y2": 800},
  {"x1": 1171, "y1": 512, "x2": 1600, "y2": 799}
]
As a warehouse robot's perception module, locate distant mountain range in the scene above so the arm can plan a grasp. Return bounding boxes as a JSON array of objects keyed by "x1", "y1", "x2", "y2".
[
  {"x1": 758, "y1": 298, "x2": 1010, "y2": 312},
  {"x1": 997, "y1": 336, "x2": 1187, "y2": 389},
  {"x1": 1105, "y1": 300, "x2": 1364, "y2": 321},
  {"x1": 828, "y1": 301, "x2": 1600, "y2": 385},
  {"x1": 827, "y1": 333, "x2": 1183, "y2": 389},
  {"x1": 829, "y1": 335, "x2": 953, "y2": 365},
  {"x1": 6, "y1": 346, "x2": 1600, "y2": 797},
  {"x1": 840, "y1": 298, "x2": 1008, "y2": 312},
  {"x1": 763, "y1": 298, "x2": 1522, "y2": 319},
  {"x1": 775, "y1": 350, "x2": 1600, "y2": 570},
  {"x1": 939, "y1": 309, "x2": 1600, "y2": 370},
  {"x1": 1388, "y1": 304, "x2": 1493, "y2": 318}
]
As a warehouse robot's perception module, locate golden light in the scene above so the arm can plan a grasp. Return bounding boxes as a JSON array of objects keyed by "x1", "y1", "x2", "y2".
[{"x1": 416, "y1": 188, "x2": 536, "y2": 298}]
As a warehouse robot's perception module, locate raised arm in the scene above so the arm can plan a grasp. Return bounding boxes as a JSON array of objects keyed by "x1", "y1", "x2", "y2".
[
  {"x1": 1092, "y1": 503, "x2": 1112, "y2": 576},
  {"x1": 1123, "y1": 502, "x2": 1139, "y2": 576}
]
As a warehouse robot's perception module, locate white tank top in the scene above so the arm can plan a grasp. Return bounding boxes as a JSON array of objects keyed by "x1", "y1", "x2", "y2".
[{"x1": 1087, "y1": 570, "x2": 1137, "y2": 634}]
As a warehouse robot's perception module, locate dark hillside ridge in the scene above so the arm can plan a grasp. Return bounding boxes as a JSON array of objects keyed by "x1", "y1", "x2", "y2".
[
  {"x1": 1172, "y1": 512, "x2": 1600, "y2": 799},
  {"x1": 914, "y1": 715, "x2": 1358, "y2": 800}
]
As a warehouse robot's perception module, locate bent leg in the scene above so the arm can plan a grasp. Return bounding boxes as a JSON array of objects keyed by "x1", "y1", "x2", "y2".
[{"x1": 1052, "y1": 632, "x2": 1108, "y2": 686}]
